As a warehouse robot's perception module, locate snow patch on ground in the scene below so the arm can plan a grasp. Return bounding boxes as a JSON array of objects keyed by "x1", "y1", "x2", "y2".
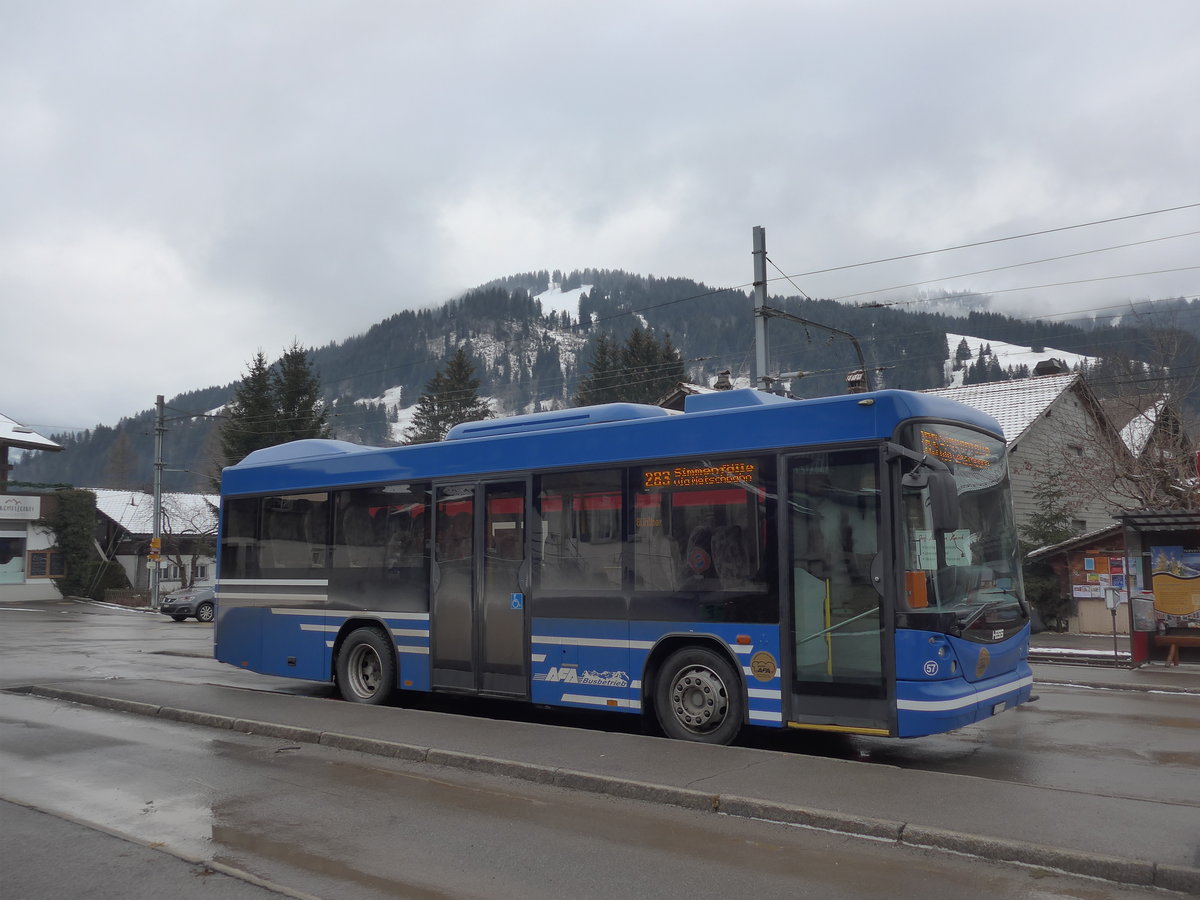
[
  {"x1": 534, "y1": 284, "x2": 592, "y2": 319},
  {"x1": 944, "y1": 333, "x2": 1097, "y2": 386}
]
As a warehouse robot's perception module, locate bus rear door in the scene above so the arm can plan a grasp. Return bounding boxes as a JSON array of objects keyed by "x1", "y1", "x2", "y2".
[{"x1": 431, "y1": 480, "x2": 529, "y2": 697}]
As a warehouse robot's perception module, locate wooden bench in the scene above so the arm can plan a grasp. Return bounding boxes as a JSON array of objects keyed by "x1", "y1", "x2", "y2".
[{"x1": 1154, "y1": 633, "x2": 1200, "y2": 666}]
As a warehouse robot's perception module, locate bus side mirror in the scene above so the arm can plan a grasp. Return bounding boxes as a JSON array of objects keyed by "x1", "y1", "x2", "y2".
[{"x1": 903, "y1": 465, "x2": 960, "y2": 533}]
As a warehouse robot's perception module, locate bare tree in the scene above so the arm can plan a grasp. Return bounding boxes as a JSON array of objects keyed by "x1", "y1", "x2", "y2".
[
  {"x1": 159, "y1": 493, "x2": 218, "y2": 588},
  {"x1": 1072, "y1": 319, "x2": 1199, "y2": 512}
]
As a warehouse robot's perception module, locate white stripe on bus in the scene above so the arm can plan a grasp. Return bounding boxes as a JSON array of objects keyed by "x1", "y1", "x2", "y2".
[
  {"x1": 749, "y1": 710, "x2": 784, "y2": 723},
  {"x1": 266, "y1": 607, "x2": 428, "y2": 620},
  {"x1": 747, "y1": 688, "x2": 782, "y2": 700},
  {"x1": 531, "y1": 635, "x2": 654, "y2": 650},
  {"x1": 896, "y1": 676, "x2": 1034, "y2": 712},
  {"x1": 559, "y1": 694, "x2": 639, "y2": 709},
  {"x1": 228, "y1": 597, "x2": 326, "y2": 606},
  {"x1": 221, "y1": 579, "x2": 329, "y2": 587}
]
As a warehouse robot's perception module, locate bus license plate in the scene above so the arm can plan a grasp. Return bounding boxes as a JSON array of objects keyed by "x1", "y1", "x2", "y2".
[{"x1": 992, "y1": 701, "x2": 1007, "y2": 715}]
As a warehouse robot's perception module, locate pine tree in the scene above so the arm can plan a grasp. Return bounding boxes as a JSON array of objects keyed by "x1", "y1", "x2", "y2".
[
  {"x1": 1020, "y1": 467, "x2": 1081, "y2": 628},
  {"x1": 103, "y1": 430, "x2": 138, "y2": 489},
  {"x1": 273, "y1": 341, "x2": 328, "y2": 441},
  {"x1": 574, "y1": 334, "x2": 622, "y2": 406},
  {"x1": 220, "y1": 351, "x2": 276, "y2": 465},
  {"x1": 220, "y1": 344, "x2": 330, "y2": 466},
  {"x1": 574, "y1": 328, "x2": 685, "y2": 407},
  {"x1": 954, "y1": 337, "x2": 972, "y2": 369},
  {"x1": 620, "y1": 328, "x2": 684, "y2": 404},
  {"x1": 404, "y1": 347, "x2": 492, "y2": 444}
]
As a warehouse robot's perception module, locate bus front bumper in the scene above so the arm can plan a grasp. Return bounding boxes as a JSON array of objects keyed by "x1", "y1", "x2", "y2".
[{"x1": 895, "y1": 663, "x2": 1034, "y2": 737}]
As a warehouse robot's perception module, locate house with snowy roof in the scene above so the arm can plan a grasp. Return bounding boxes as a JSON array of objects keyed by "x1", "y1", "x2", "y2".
[
  {"x1": 923, "y1": 363, "x2": 1138, "y2": 536},
  {"x1": 1, "y1": 414, "x2": 63, "y2": 603},
  {"x1": 91, "y1": 489, "x2": 218, "y2": 595},
  {"x1": 1102, "y1": 396, "x2": 1195, "y2": 508}
]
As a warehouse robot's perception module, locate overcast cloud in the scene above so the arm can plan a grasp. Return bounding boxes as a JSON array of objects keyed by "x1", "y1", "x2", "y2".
[{"x1": 3, "y1": 1, "x2": 1198, "y2": 431}]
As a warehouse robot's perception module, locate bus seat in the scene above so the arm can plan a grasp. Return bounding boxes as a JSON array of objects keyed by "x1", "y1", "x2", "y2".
[
  {"x1": 712, "y1": 525, "x2": 752, "y2": 588},
  {"x1": 262, "y1": 507, "x2": 314, "y2": 570},
  {"x1": 682, "y1": 526, "x2": 716, "y2": 586},
  {"x1": 637, "y1": 534, "x2": 680, "y2": 590}
]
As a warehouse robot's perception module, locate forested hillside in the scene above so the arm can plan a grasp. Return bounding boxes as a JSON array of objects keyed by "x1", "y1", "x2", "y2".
[{"x1": 13, "y1": 268, "x2": 1198, "y2": 492}]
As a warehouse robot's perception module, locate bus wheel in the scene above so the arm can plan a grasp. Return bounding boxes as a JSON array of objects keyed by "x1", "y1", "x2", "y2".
[
  {"x1": 654, "y1": 647, "x2": 743, "y2": 744},
  {"x1": 336, "y1": 628, "x2": 396, "y2": 705}
]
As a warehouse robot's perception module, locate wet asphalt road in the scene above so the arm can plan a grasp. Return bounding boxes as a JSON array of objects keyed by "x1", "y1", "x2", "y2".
[
  {"x1": 0, "y1": 687, "x2": 1181, "y2": 900},
  {"x1": 1, "y1": 598, "x2": 1197, "y2": 898}
]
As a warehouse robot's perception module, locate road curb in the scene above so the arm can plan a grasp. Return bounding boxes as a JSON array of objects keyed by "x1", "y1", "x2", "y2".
[
  {"x1": 319, "y1": 731, "x2": 430, "y2": 762},
  {"x1": 899, "y1": 824, "x2": 1156, "y2": 886},
  {"x1": 716, "y1": 795, "x2": 904, "y2": 840},
  {"x1": 16, "y1": 686, "x2": 1200, "y2": 893}
]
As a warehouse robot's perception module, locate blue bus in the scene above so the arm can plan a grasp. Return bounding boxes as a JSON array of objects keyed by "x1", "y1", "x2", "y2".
[{"x1": 215, "y1": 388, "x2": 1033, "y2": 744}]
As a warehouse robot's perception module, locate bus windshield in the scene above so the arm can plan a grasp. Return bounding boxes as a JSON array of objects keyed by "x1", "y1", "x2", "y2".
[{"x1": 899, "y1": 423, "x2": 1027, "y2": 637}]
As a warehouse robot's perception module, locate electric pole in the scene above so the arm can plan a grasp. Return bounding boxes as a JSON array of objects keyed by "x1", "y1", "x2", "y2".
[
  {"x1": 750, "y1": 224, "x2": 873, "y2": 394},
  {"x1": 150, "y1": 395, "x2": 164, "y2": 608},
  {"x1": 752, "y1": 226, "x2": 771, "y2": 391}
]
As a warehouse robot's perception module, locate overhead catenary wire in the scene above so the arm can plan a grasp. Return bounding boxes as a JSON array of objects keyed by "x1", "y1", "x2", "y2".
[
  {"x1": 829, "y1": 230, "x2": 1200, "y2": 304},
  {"x1": 762, "y1": 200, "x2": 1200, "y2": 284},
  {"x1": 115, "y1": 201, "x2": 1200, "y2": 441},
  {"x1": 249, "y1": 202, "x2": 1200, "y2": 404}
]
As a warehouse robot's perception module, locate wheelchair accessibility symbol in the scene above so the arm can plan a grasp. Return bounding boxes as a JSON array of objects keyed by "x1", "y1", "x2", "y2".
[{"x1": 510, "y1": 593, "x2": 524, "y2": 610}]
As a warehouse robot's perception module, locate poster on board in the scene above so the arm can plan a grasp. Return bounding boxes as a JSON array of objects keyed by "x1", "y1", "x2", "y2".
[{"x1": 1150, "y1": 546, "x2": 1200, "y2": 626}]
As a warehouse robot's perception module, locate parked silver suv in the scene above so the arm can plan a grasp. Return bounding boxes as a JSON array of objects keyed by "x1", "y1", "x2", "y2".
[{"x1": 159, "y1": 584, "x2": 215, "y2": 623}]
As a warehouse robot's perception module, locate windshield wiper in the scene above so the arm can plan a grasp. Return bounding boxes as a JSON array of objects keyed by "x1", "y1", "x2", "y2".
[{"x1": 960, "y1": 599, "x2": 1008, "y2": 629}]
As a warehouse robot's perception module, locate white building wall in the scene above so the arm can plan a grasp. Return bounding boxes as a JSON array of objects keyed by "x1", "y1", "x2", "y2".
[
  {"x1": 0, "y1": 497, "x2": 60, "y2": 603},
  {"x1": 1006, "y1": 389, "x2": 1129, "y2": 537}
]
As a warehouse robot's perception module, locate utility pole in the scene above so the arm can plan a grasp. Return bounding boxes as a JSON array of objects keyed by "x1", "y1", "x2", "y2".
[
  {"x1": 150, "y1": 395, "x2": 165, "y2": 609},
  {"x1": 750, "y1": 224, "x2": 873, "y2": 394},
  {"x1": 752, "y1": 226, "x2": 771, "y2": 392}
]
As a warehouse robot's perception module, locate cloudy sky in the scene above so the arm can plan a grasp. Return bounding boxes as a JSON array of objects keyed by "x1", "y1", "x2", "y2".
[{"x1": 3, "y1": 1, "x2": 1198, "y2": 432}]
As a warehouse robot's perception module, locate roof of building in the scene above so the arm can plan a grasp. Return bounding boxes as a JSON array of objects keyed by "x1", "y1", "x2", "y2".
[
  {"x1": 1114, "y1": 509, "x2": 1200, "y2": 532},
  {"x1": 1101, "y1": 397, "x2": 1171, "y2": 458},
  {"x1": 0, "y1": 413, "x2": 62, "y2": 452},
  {"x1": 91, "y1": 489, "x2": 218, "y2": 536},
  {"x1": 1025, "y1": 523, "x2": 1124, "y2": 560},
  {"x1": 923, "y1": 373, "x2": 1079, "y2": 443}
]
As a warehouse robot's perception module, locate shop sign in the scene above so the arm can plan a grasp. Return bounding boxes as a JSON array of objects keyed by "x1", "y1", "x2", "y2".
[{"x1": 0, "y1": 496, "x2": 40, "y2": 520}]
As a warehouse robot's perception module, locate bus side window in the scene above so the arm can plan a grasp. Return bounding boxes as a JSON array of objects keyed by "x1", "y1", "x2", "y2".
[
  {"x1": 534, "y1": 470, "x2": 623, "y2": 591},
  {"x1": 219, "y1": 497, "x2": 261, "y2": 579},
  {"x1": 261, "y1": 493, "x2": 328, "y2": 574},
  {"x1": 336, "y1": 500, "x2": 383, "y2": 569},
  {"x1": 634, "y1": 463, "x2": 769, "y2": 595},
  {"x1": 633, "y1": 494, "x2": 679, "y2": 590}
]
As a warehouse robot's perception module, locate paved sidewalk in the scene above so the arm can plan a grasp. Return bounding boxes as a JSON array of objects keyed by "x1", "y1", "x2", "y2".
[
  {"x1": 1030, "y1": 629, "x2": 1200, "y2": 695},
  {"x1": 10, "y1": 676, "x2": 1199, "y2": 895}
]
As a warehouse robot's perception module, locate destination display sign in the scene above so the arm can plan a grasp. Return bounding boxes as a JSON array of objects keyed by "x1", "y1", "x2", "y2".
[
  {"x1": 642, "y1": 461, "x2": 757, "y2": 490},
  {"x1": 919, "y1": 430, "x2": 994, "y2": 470}
]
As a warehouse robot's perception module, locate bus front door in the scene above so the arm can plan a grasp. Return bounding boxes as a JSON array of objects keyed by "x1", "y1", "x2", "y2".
[
  {"x1": 431, "y1": 481, "x2": 529, "y2": 697},
  {"x1": 786, "y1": 450, "x2": 892, "y2": 734}
]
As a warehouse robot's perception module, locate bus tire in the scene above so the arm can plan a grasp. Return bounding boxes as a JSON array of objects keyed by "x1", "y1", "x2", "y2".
[
  {"x1": 336, "y1": 627, "x2": 396, "y2": 705},
  {"x1": 654, "y1": 646, "x2": 743, "y2": 744}
]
